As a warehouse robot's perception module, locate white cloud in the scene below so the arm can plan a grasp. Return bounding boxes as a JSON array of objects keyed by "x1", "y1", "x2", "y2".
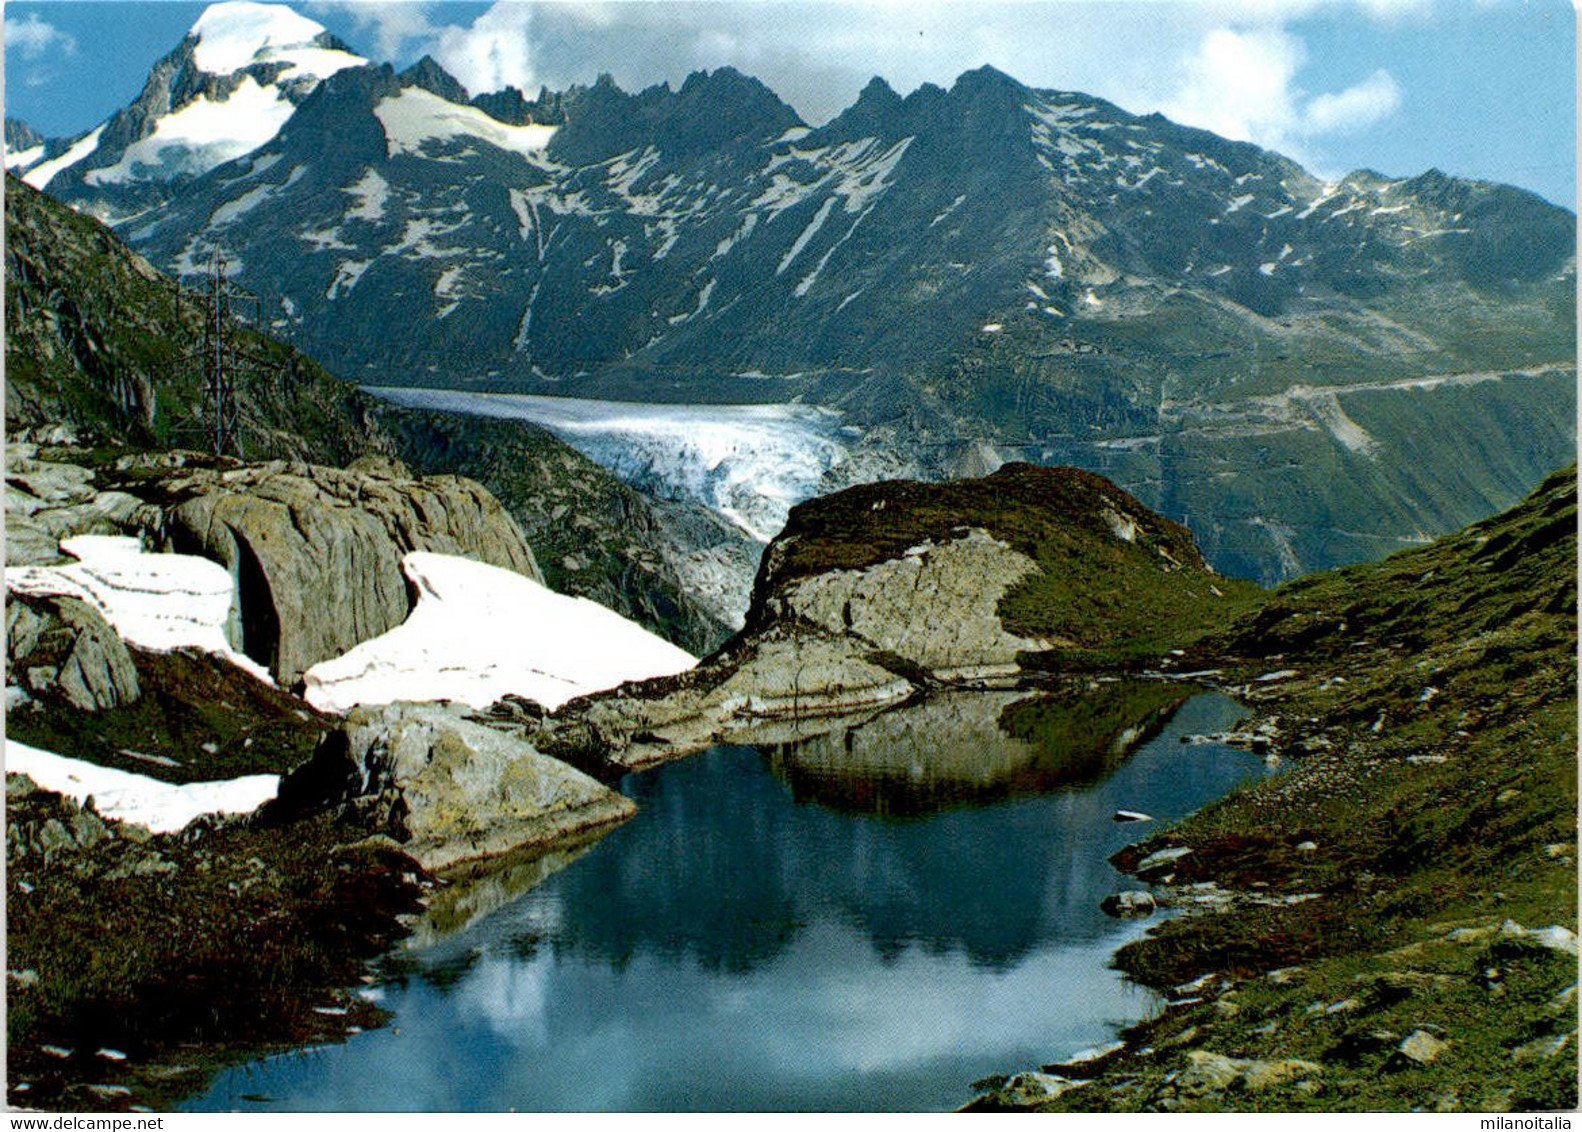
[
  {"x1": 1158, "y1": 24, "x2": 1402, "y2": 163},
  {"x1": 307, "y1": 0, "x2": 437, "y2": 60},
  {"x1": 1161, "y1": 26, "x2": 1306, "y2": 147},
  {"x1": 5, "y1": 12, "x2": 77, "y2": 60},
  {"x1": 1303, "y1": 68, "x2": 1402, "y2": 134},
  {"x1": 431, "y1": 3, "x2": 537, "y2": 97}
]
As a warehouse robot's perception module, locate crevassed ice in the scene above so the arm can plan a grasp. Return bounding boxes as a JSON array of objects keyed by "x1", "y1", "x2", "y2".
[{"x1": 364, "y1": 388, "x2": 852, "y2": 542}]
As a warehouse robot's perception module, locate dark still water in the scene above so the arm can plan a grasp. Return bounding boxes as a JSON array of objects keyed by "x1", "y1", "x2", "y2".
[{"x1": 191, "y1": 688, "x2": 1269, "y2": 1112}]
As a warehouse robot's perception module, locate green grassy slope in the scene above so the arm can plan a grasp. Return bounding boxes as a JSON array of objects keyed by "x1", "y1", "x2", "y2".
[
  {"x1": 1020, "y1": 465, "x2": 1578, "y2": 1112},
  {"x1": 5, "y1": 174, "x2": 387, "y2": 464},
  {"x1": 750, "y1": 462, "x2": 1265, "y2": 661}
]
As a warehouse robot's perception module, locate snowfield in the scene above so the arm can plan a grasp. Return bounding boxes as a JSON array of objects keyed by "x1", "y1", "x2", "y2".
[
  {"x1": 365, "y1": 387, "x2": 853, "y2": 541},
  {"x1": 6, "y1": 535, "x2": 271, "y2": 683},
  {"x1": 6, "y1": 740, "x2": 279, "y2": 834},
  {"x1": 374, "y1": 89, "x2": 557, "y2": 159},
  {"x1": 86, "y1": 77, "x2": 299, "y2": 186},
  {"x1": 22, "y1": 126, "x2": 105, "y2": 190},
  {"x1": 302, "y1": 552, "x2": 697, "y2": 713},
  {"x1": 32, "y1": 2, "x2": 366, "y2": 192}
]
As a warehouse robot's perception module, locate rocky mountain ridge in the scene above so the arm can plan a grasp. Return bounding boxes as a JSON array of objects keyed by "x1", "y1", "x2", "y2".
[
  {"x1": 10, "y1": 1, "x2": 367, "y2": 218},
  {"x1": 19, "y1": 5, "x2": 1571, "y2": 584}
]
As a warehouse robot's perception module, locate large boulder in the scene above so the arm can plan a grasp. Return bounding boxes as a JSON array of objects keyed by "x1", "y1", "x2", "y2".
[
  {"x1": 138, "y1": 456, "x2": 542, "y2": 684},
  {"x1": 769, "y1": 527, "x2": 1052, "y2": 678},
  {"x1": 6, "y1": 592, "x2": 141, "y2": 711},
  {"x1": 273, "y1": 703, "x2": 635, "y2": 871}
]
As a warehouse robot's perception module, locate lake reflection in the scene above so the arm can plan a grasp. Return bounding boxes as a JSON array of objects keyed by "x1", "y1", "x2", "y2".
[{"x1": 191, "y1": 690, "x2": 1268, "y2": 1112}]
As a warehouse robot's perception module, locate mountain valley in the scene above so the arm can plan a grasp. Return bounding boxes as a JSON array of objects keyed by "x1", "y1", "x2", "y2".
[
  {"x1": 3, "y1": 0, "x2": 1576, "y2": 1115},
  {"x1": 9, "y1": 4, "x2": 1573, "y2": 583}
]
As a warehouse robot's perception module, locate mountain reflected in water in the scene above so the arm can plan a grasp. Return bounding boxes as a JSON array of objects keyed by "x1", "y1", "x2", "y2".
[
  {"x1": 193, "y1": 691, "x2": 1270, "y2": 1112},
  {"x1": 766, "y1": 681, "x2": 1191, "y2": 816}
]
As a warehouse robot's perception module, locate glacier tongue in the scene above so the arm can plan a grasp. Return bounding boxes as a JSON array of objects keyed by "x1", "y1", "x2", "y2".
[{"x1": 366, "y1": 388, "x2": 855, "y2": 542}]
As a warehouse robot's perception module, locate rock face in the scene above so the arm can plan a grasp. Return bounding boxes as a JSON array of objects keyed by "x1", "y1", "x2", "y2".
[
  {"x1": 273, "y1": 703, "x2": 635, "y2": 872},
  {"x1": 7, "y1": 444, "x2": 543, "y2": 687},
  {"x1": 769, "y1": 528, "x2": 1050, "y2": 678},
  {"x1": 6, "y1": 593, "x2": 141, "y2": 712},
  {"x1": 5, "y1": 445, "x2": 145, "y2": 566},
  {"x1": 121, "y1": 453, "x2": 540, "y2": 685}
]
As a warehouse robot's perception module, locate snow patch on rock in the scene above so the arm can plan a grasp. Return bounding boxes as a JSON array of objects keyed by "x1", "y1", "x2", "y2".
[
  {"x1": 6, "y1": 535, "x2": 270, "y2": 683},
  {"x1": 6, "y1": 740, "x2": 279, "y2": 834},
  {"x1": 301, "y1": 552, "x2": 697, "y2": 713},
  {"x1": 374, "y1": 88, "x2": 556, "y2": 160}
]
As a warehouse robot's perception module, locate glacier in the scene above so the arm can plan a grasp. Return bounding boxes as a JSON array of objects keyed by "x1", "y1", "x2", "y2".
[{"x1": 366, "y1": 387, "x2": 856, "y2": 542}]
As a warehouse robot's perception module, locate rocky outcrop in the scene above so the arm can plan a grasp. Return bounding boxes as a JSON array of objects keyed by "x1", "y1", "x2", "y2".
[
  {"x1": 5, "y1": 445, "x2": 146, "y2": 566},
  {"x1": 534, "y1": 465, "x2": 1239, "y2": 770},
  {"x1": 8, "y1": 445, "x2": 543, "y2": 687},
  {"x1": 146, "y1": 455, "x2": 542, "y2": 684},
  {"x1": 6, "y1": 593, "x2": 141, "y2": 712},
  {"x1": 272, "y1": 703, "x2": 635, "y2": 872},
  {"x1": 766, "y1": 528, "x2": 1052, "y2": 679},
  {"x1": 534, "y1": 621, "x2": 921, "y2": 772}
]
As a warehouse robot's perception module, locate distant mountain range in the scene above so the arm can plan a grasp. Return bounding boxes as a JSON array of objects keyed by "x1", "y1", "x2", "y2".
[{"x1": 7, "y1": 1, "x2": 1575, "y2": 584}]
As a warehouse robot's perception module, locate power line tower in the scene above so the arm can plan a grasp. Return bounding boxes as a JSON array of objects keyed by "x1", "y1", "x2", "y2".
[{"x1": 173, "y1": 248, "x2": 275, "y2": 457}]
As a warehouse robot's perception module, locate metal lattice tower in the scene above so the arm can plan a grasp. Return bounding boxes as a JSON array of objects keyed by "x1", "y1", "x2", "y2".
[
  {"x1": 171, "y1": 247, "x2": 275, "y2": 457},
  {"x1": 201, "y1": 249, "x2": 240, "y2": 456}
]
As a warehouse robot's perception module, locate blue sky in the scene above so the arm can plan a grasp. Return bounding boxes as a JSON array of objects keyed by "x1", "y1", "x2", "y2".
[{"x1": 4, "y1": 0, "x2": 1576, "y2": 207}]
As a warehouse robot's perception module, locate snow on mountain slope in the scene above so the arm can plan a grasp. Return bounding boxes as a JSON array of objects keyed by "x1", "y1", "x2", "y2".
[
  {"x1": 302, "y1": 552, "x2": 698, "y2": 713},
  {"x1": 5, "y1": 143, "x2": 45, "y2": 173},
  {"x1": 36, "y1": 1, "x2": 364, "y2": 212},
  {"x1": 22, "y1": 126, "x2": 106, "y2": 190},
  {"x1": 6, "y1": 535, "x2": 271, "y2": 683},
  {"x1": 368, "y1": 388, "x2": 853, "y2": 541},
  {"x1": 374, "y1": 88, "x2": 557, "y2": 159},
  {"x1": 5, "y1": 739, "x2": 279, "y2": 833},
  {"x1": 85, "y1": 77, "x2": 300, "y2": 186}
]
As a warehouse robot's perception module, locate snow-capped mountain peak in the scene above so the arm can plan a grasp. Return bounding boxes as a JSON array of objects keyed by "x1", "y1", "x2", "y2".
[
  {"x1": 189, "y1": 1, "x2": 361, "y2": 81},
  {"x1": 13, "y1": 0, "x2": 365, "y2": 211}
]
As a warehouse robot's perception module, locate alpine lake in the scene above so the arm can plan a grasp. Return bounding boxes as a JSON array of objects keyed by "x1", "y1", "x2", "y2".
[{"x1": 189, "y1": 685, "x2": 1272, "y2": 1112}]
